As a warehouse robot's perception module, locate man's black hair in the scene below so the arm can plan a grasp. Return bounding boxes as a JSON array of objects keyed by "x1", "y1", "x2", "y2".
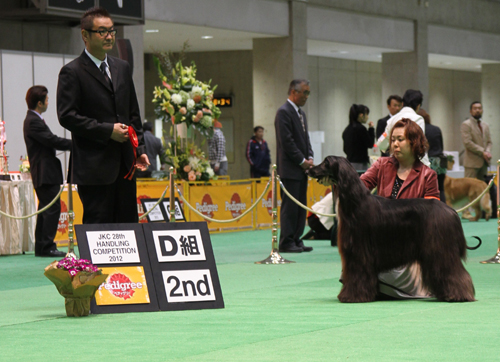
[{"x1": 402, "y1": 89, "x2": 423, "y2": 111}]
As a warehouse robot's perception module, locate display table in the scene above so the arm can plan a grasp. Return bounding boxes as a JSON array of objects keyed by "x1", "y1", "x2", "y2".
[{"x1": 0, "y1": 180, "x2": 36, "y2": 255}]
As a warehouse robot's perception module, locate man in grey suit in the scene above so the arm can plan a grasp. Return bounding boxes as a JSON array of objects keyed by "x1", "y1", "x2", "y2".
[
  {"x1": 461, "y1": 101, "x2": 492, "y2": 180},
  {"x1": 57, "y1": 7, "x2": 149, "y2": 224},
  {"x1": 275, "y1": 79, "x2": 314, "y2": 253}
]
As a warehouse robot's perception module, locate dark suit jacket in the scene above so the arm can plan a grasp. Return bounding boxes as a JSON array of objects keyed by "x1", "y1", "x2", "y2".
[
  {"x1": 57, "y1": 51, "x2": 145, "y2": 185},
  {"x1": 23, "y1": 110, "x2": 72, "y2": 189},
  {"x1": 376, "y1": 115, "x2": 390, "y2": 139},
  {"x1": 275, "y1": 101, "x2": 313, "y2": 180}
]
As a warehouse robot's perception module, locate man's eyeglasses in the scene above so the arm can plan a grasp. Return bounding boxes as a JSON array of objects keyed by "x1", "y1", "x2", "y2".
[{"x1": 86, "y1": 28, "x2": 117, "y2": 37}]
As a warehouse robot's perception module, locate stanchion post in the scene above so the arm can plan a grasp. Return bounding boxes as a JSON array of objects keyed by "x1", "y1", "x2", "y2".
[
  {"x1": 169, "y1": 166, "x2": 176, "y2": 223},
  {"x1": 66, "y1": 183, "x2": 77, "y2": 259},
  {"x1": 255, "y1": 165, "x2": 295, "y2": 264},
  {"x1": 481, "y1": 159, "x2": 500, "y2": 264}
]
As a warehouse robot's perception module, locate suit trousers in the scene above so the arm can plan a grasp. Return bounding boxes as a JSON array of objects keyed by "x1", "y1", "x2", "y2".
[
  {"x1": 77, "y1": 165, "x2": 138, "y2": 224},
  {"x1": 464, "y1": 163, "x2": 488, "y2": 181},
  {"x1": 34, "y1": 184, "x2": 61, "y2": 254},
  {"x1": 279, "y1": 177, "x2": 308, "y2": 248}
]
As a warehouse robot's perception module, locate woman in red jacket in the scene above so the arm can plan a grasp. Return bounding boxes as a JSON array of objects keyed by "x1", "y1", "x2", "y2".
[{"x1": 360, "y1": 118, "x2": 439, "y2": 299}]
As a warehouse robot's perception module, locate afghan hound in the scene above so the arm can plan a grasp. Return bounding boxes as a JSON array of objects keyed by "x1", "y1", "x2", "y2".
[{"x1": 308, "y1": 156, "x2": 480, "y2": 303}]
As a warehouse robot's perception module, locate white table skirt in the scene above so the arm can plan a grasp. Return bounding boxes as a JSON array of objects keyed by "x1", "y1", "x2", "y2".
[{"x1": 0, "y1": 180, "x2": 36, "y2": 255}]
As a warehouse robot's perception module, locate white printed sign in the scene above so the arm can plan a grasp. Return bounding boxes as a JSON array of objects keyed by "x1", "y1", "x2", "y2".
[
  {"x1": 86, "y1": 230, "x2": 140, "y2": 264},
  {"x1": 163, "y1": 200, "x2": 184, "y2": 220},
  {"x1": 162, "y1": 269, "x2": 215, "y2": 303},
  {"x1": 143, "y1": 201, "x2": 164, "y2": 222},
  {"x1": 152, "y1": 229, "x2": 206, "y2": 262}
]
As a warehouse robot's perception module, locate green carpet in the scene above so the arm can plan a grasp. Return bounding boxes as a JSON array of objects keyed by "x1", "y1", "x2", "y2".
[{"x1": 1, "y1": 220, "x2": 499, "y2": 362}]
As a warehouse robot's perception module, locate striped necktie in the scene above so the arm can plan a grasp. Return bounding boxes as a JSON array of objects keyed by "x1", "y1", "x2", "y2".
[{"x1": 297, "y1": 107, "x2": 305, "y2": 132}]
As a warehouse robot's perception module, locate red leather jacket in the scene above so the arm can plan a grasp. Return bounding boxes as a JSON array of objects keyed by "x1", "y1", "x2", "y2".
[{"x1": 360, "y1": 157, "x2": 439, "y2": 199}]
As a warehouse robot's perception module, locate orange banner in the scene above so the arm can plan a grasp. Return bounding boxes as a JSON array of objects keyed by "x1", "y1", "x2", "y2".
[
  {"x1": 188, "y1": 182, "x2": 253, "y2": 231},
  {"x1": 95, "y1": 266, "x2": 151, "y2": 305}
]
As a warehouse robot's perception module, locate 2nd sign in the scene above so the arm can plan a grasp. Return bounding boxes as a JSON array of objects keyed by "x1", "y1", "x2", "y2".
[{"x1": 162, "y1": 269, "x2": 216, "y2": 303}]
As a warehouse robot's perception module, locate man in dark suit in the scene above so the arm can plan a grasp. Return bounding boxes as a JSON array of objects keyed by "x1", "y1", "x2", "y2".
[
  {"x1": 57, "y1": 7, "x2": 149, "y2": 224},
  {"x1": 275, "y1": 79, "x2": 314, "y2": 253},
  {"x1": 376, "y1": 95, "x2": 402, "y2": 156},
  {"x1": 23, "y1": 86, "x2": 71, "y2": 257}
]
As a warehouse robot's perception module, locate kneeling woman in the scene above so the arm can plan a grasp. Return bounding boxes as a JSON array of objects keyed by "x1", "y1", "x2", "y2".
[{"x1": 360, "y1": 118, "x2": 439, "y2": 299}]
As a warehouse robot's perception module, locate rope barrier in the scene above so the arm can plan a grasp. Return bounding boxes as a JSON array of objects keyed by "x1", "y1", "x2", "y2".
[
  {"x1": 138, "y1": 185, "x2": 169, "y2": 220},
  {"x1": 454, "y1": 175, "x2": 496, "y2": 213},
  {"x1": 0, "y1": 184, "x2": 65, "y2": 220},
  {"x1": 176, "y1": 180, "x2": 271, "y2": 223},
  {"x1": 278, "y1": 178, "x2": 337, "y2": 218}
]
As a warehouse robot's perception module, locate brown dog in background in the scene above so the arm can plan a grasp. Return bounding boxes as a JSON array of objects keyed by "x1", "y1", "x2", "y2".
[{"x1": 444, "y1": 175, "x2": 491, "y2": 221}]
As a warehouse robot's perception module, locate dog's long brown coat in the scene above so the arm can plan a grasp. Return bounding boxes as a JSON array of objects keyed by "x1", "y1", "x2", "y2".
[{"x1": 308, "y1": 156, "x2": 476, "y2": 303}]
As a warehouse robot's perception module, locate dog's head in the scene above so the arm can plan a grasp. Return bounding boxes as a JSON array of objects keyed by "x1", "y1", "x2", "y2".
[{"x1": 308, "y1": 156, "x2": 358, "y2": 188}]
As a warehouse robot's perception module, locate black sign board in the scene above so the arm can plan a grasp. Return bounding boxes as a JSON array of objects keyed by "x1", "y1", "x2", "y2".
[
  {"x1": 140, "y1": 197, "x2": 186, "y2": 223},
  {"x1": 162, "y1": 197, "x2": 186, "y2": 222},
  {"x1": 47, "y1": 0, "x2": 94, "y2": 12},
  {"x1": 76, "y1": 223, "x2": 159, "y2": 314},
  {"x1": 99, "y1": 0, "x2": 143, "y2": 19},
  {"x1": 142, "y1": 222, "x2": 224, "y2": 311}
]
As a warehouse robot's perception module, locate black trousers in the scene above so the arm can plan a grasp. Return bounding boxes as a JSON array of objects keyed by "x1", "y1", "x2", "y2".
[
  {"x1": 34, "y1": 184, "x2": 61, "y2": 254},
  {"x1": 279, "y1": 177, "x2": 308, "y2": 248},
  {"x1": 78, "y1": 167, "x2": 138, "y2": 224}
]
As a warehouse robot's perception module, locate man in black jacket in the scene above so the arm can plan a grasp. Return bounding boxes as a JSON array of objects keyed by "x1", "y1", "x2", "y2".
[
  {"x1": 275, "y1": 79, "x2": 314, "y2": 253},
  {"x1": 57, "y1": 7, "x2": 149, "y2": 224},
  {"x1": 24, "y1": 86, "x2": 71, "y2": 257},
  {"x1": 376, "y1": 95, "x2": 402, "y2": 156}
]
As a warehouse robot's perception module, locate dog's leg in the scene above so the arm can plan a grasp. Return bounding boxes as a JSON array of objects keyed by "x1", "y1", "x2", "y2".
[
  {"x1": 421, "y1": 230, "x2": 476, "y2": 302},
  {"x1": 338, "y1": 252, "x2": 378, "y2": 303}
]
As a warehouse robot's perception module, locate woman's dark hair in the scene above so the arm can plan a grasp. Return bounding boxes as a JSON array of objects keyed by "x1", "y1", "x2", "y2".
[
  {"x1": 390, "y1": 118, "x2": 428, "y2": 160},
  {"x1": 25, "y1": 85, "x2": 48, "y2": 110},
  {"x1": 348, "y1": 104, "x2": 370, "y2": 125},
  {"x1": 402, "y1": 89, "x2": 423, "y2": 110}
]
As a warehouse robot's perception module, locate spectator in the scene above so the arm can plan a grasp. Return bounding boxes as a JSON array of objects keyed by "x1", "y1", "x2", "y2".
[
  {"x1": 208, "y1": 120, "x2": 228, "y2": 175},
  {"x1": 461, "y1": 101, "x2": 492, "y2": 180},
  {"x1": 342, "y1": 104, "x2": 374, "y2": 172},
  {"x1": 419, "y1": 108, "x2": 447, "y2": 202},
  {"x1": 376, "y1": 95, "x2": 402, "y2": 156},
  {"x1": 246, "y1": 126, "x2": 271, "y2": 178}
]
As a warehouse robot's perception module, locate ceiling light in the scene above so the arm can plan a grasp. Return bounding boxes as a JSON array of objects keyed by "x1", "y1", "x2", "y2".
[
  {"x1": 475, "y1": 65, "x2": 482, "y2": 68},
  {"x1": 145, "y1": 29, "x2": 159, "y2": 33},
  {"x1": 339, "y1": 51, "x2": 349, "y2": 54},
  {"x1": 201, "y1": 35, "x2": 213, "y2": 39}
]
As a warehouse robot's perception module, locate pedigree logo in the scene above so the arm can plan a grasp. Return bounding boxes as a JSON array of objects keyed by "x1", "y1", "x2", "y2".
[
  {"x1": 196, "y1": 194, "x2": 218, "y2": 219},
  {"x1": 101, "y1": 273, "x2": 139, "y2": 300},
  {"x1": 57, "y1": 200, "x2": 68, "y2": 235},
  {"x1": 225, "y1": 193, "x2": 246, "y2": 218},
  {"x1": 96, "y1": 266, "x2": 150, "y2": 306},
  {"x1": 261, "y1": 191, "x2": 281, "y2": 216}
]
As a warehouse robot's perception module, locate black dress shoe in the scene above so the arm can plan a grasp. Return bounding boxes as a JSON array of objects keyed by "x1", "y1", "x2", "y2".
[
  {"x1": 297, "y1": 243, "x2": 313, "y2": 252},
  {"x1": 35, "y1": 249, "x2": 66, "y2": 257},
  {"x1": 279, "y1": 245, "x2": 303, "y2": 253}
]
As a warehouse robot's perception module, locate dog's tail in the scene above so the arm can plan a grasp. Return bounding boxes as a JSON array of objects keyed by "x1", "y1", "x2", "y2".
[{"x1": 467, "y1": 236, "x2": 482, "y2": 250}]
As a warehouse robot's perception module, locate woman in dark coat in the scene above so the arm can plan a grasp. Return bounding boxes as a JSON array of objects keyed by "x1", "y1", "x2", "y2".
[{"x1": 342, "y1": 104, "x2": 375, "y2": 172}]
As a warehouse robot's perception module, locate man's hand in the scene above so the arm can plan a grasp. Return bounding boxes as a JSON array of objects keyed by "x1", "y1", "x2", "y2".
[
  {"x1": 483, "y1": 151, "x2": 492, "y2": 162},
  {"x1": 135, "y1": 154, "x2": 150, "y2": 171},
  {"x1": 301, "y1": 159, "x2": 314, "y2": 170},
  {"x1": 111, "y1": 123, "x2": 129, "y2": 143},
  {"x1": 368, "y1": 121, "x2": 374, "y2": 128}
]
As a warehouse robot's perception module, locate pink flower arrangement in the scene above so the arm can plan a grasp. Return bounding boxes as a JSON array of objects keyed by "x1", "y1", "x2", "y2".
[
  {"x1": 183, "y1": 165, "x2": 192, "y2": 172},
  {"x1": 57, "y1": 257, "x2": 100, "y2": 277},
  {"x1": 188, "y1": 170, "x2": 197, "y2": 181}
]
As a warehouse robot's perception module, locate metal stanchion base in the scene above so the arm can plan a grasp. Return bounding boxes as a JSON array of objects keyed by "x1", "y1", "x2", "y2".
[
  {"x1": 255, "y1": 250, "x2": 295, "y2": 264},
  {"x1": 480, "y1": 249, "x2": 500, "y2": 264}
]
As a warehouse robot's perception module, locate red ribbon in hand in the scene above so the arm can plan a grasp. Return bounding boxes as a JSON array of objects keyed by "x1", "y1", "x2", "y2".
[{"x1": 124, "y1": 126, "x2": 139, "y2": 180}]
